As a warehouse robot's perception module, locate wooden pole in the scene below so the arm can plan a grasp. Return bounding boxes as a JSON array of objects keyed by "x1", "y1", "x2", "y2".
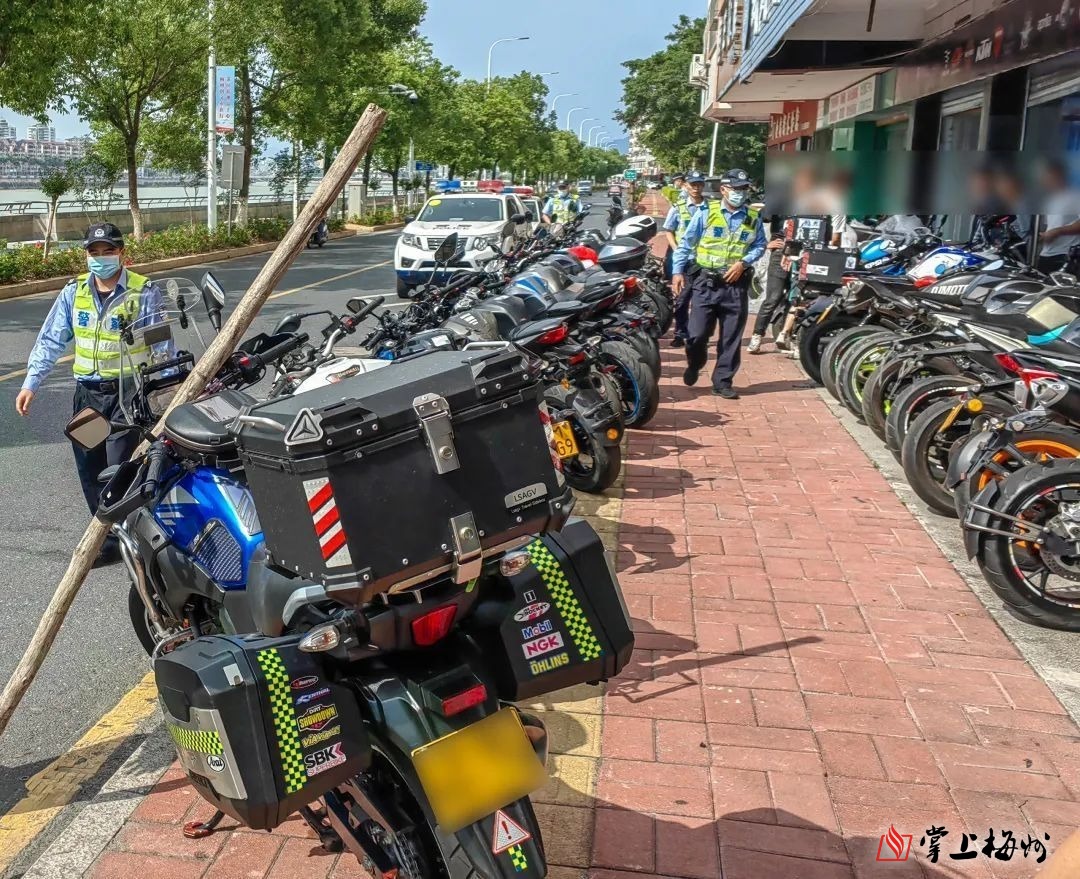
[{"x1": 0, "y1": 105, "x2": 388, "y2": 739}]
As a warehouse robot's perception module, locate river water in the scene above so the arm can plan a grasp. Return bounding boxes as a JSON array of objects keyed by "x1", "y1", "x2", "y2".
[{"x1": 0, "y1": 181, "x2": 319, "y2": 207}]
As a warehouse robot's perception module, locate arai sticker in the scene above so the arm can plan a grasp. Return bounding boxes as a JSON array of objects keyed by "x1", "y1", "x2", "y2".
[{"x1": 513, "y1": 602, "x2": 551, "y2": 623}]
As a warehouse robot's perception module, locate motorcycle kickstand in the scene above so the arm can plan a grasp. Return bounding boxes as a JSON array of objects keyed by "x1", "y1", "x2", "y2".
[
  {"x1": 299, "y1": 804, "x2": 344, "y2": 853},
  {"x1": 183, "y1": 810, "x2": 226, "y2": 839}
]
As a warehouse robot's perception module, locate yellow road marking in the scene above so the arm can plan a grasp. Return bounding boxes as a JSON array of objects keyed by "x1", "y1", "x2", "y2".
[
  {"x1": 0, "y1": 259, "x2": 394, "y2": 384},
  {"x1": 0, "y1": 672, "x2": 158, "y2": 869}
]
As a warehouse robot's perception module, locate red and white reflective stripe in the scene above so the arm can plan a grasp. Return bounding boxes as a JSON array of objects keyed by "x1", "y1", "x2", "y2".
[
  {"x1": 303, "y1": 477, "x2": 353, "y2": 568},
  {"x1": 537, "y1": 403, "x2": 565, "y2": 485}
]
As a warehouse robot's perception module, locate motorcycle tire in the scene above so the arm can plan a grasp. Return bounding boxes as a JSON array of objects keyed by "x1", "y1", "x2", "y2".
[
  {"x1": 600, "y1": 339, "x2": 659, "y2": 429},
  {"x1": 563, "y1": 434, "x2": 623, "y2": 494},
  {"x1": 860, "y1": 354, "x2": 958, "y2": 443},
  {"x1": 797, "y1": 314, "x2": 860, "y2": 386},
  {"x1": 128, "y1": 583, "x2": 158, "y2": 656},
  {"x1": 821, "y1": 326, "x2": 884, "y2": 401},
  {"x1": 901, "y1": 396, "x2": 1015, "y2": 517},
  {"x1": 951, "y1": 424, "x2": 1080, "y2": 520},
  {"x1": 884, "y1": 375, "x2": 977, "y2": 462},
  {"x1": 626, "y1": 331, "x2": 661, "y2": 378},
  {"x1": 835, "y1": 332, "x2": 898, "y2": 418},
  {"x1": 645, "y1": 288, "x2": 674, "y2": 335},
  {"x1": 973, "y1": 459, "x2": 1080, "y2": 630}
]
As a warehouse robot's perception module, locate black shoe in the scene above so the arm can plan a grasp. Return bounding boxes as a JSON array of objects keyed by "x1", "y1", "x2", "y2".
[
  {"x1": 713, "y1": 387, "x2": 739, "y2": 399},
  {"x1": 670, "y1": 337, "x2": 686, "y2": 349},
  {"x1": 683, "y1": 366, "x2": 700, "y2": 386}
]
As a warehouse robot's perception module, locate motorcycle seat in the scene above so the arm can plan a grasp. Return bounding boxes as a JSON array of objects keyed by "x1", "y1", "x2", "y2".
[
  {"x1": 545, "y1": 300, "x2": 590, "y2": 318},
  {"x1": 165, "y1": 388, "x2": 257, "y2": 455},
  {"x1": 247, "y1": 544, "x2": 323, "y2": 637},
  {"x1": 508, "y1": 316, "x2": 566, "y2": 343}
]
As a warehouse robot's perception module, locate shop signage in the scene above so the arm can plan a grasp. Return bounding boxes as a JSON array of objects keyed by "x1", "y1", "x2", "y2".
[
  {"x1": 895, "y1": 0, "x2": 1080, "y2": 104},
  {"x1": 748, "y1": 0, "x2": 781, "y2": 39},
  {"x1": 826, "y1": 77, "x2": 877, "y2": 126},
  {"x1": 767, "y1": 100, "x2": 819, "y2": 147}
]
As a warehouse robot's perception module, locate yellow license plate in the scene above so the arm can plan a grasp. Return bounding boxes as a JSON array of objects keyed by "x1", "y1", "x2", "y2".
[
  {"x1": 552, "y1": 419, "x2": 580, "y2": 459},
  {"x1": 939, "y1": 401, "x2": 965, "y2": 432},
  {"x1": 412, "y1": 708, "x2": 547, "y2": 832}
]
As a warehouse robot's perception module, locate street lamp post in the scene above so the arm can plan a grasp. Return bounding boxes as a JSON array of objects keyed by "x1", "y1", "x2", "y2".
[
  {"x1": 206, "y1": 0, "x2": 217, "y2": 230},
  {"x1": 550, "y1": 92, "x2": 577, "y2": 117},
  {"x1": 486, "y1": 36, "x2": 530, "y2": 91},
  {"x1": 578, "y1": 117, "x2": 596, "y2": 140},
  {"x1": 565, "y1": 107, "x2": 587, "y2": 132},
  {"x1": 586, "y1": 125, "x2": 602, "y2": 146}
]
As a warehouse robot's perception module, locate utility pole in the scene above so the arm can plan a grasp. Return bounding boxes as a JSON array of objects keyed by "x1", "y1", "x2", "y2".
[
  {"x1": 206, "y1": 0, "x2": 218, "y2": 230},
  {"x1": 709, "y1": 122, "x2": 719, "y2": 177},
  {"x1": 407, "y1": 137, "x2": 415, "y2": 210}
]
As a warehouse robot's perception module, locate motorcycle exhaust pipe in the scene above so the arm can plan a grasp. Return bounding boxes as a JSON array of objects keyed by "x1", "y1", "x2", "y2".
[{"x1": 114, "y1": 524, "x2": 169, "y2": 637}]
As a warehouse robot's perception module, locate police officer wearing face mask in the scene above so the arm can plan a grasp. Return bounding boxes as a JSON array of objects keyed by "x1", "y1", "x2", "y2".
[
  {"x1": 15, "y1": 222, "x2": 173, "y2": 565},
  {"x1": 671, "y1": 169, "x2": 766, "y2": 398},
  {"x1": 542, "y1": 181, "x2": 581, "y2": 225}
]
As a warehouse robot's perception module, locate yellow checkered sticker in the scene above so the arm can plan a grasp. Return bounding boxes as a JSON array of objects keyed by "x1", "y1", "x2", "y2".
[
  {"x1": 526, "y1": 539, "x2": 603, "y2": 661},
  {"x1": 256, "y1": 648, "x2": 307, "y2": 795},
  {"x1": 166, "y1": 722, "x2": 222, "y2": 756}
]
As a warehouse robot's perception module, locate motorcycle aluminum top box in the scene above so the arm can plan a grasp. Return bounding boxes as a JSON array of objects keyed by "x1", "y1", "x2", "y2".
[
  {"x1": 598, "y1": 237, "x2": 648, "y2": 273},
  {"x1": 798, "y1": 246, "x2": 857, "y2": 287},
  {"x1": 465, "y1": 518, "x2": 634, "y2": 701},
  {"x1": 232, "y1": 349, "x2": 573, "y2": 604},
  {"x1": 155, "y1": 634, "x2": 370, "y2": 831}
]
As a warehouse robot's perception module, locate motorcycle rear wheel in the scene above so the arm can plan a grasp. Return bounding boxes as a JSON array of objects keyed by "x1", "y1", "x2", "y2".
[
  {"x1": 835, "y1": 332, "x2": 897, "y2": 417},
  {"x1": 563, "y1": 433, "x2": 622, "y2": 494},
  {"x1": 600, "y1": 340, "x2": 659, "y2": 428},
  {"x1": 976, "y1": 459, "x2": 1080, "y2": 630},
  {"x1": 821, "y1": 326, "x2": 883, "y2": 401},
  {"x1": 797, "y1": 314, "x2": 859, "y2": 386},
  {"x1": 861, "y1": 354, "x2": 958, "y2": 442},
  {"x1": 885, "y1": 375, "x2": 976, "y2": 462}
]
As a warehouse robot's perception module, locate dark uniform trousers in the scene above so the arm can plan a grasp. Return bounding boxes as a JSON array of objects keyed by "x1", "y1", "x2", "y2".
[
  {"x1": 752, "y1": 250, "x2": 791, "y2": 337},
  {"x1": 686, "y1": 267, "x2": 751, "y2": 391},
  {"x1": 672, "y1": 263, "x2": 697, "y2": 341},
  {"x1": 72, "y1": 381, "x2": 139, "y2": 517}
]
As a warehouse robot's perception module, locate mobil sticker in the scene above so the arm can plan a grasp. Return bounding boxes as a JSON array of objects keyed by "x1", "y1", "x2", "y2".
[{"x1": 521, "y1": 631, "x2": 564, "y2": 659}]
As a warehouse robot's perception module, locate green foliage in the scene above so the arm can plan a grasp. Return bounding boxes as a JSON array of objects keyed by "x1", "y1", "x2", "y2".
[
  {"x1": 618, "y1": 15, "x2": 766, "y2": 181},
  {"x1": 349, "y1": 208, "x2": 396, "y2": 226},
  {"x1": 268, "y1": 147, "x2": 319, "y2": 200},
  {"x1": 0, "y1": 218, "x2": 292, "y2": 284},
  {"x1": 39, "y1": 167, "x2": 74, "y2": 202}
]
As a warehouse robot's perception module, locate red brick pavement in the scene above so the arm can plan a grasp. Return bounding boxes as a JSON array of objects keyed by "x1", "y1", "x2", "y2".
[
  {"x1": 76, "y1": 343, "x2": 1078, "y2": 879},
  {"x1": 597, "y1": 346, "x2": 1079, "y2": 879}
]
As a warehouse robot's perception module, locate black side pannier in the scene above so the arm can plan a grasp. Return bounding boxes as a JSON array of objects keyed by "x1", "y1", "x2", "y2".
[
  {"x1": 232, "y1": 349, "x2": 573, "y2": 605},
  {"x1": 155, "y1": 634, "x2": 370, "y2": 830},
  {"x1": 465, "y1": 518, "x2": 634, "y2": 701}
]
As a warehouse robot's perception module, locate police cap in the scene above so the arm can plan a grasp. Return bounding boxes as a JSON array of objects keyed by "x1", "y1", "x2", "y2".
[
  {"x1": 84, "y1": 222, "x2": 125, "y2": 249},
  {"x1": 686, "y1": 171, "x2": 706, "y2": 184},
  {"x1": 721, "y1": 168, "x2": 752, "y2": 188}
]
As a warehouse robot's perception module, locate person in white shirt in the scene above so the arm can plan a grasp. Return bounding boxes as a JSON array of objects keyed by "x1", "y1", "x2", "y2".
[{"x1": 1039, "y1": 158, "x2": 1080, "y2": 274}]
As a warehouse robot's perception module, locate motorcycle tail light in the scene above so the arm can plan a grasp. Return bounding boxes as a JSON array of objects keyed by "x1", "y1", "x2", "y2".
[
  {"x1": 913, "y1": 277, "x2": 935, "y2": 289},
  {"x1": 537, "y1": 324, "x2": 569, "y2": 345},
  {"x1": 441, "y1": 684, "x2": 487, "y2": 717},
  {"x1": 411, "y1": 605, "x2": 457, "y2": 646},
  {"x1": 994, "y1": 353, "x2": 1022, "y2": 375},
  {"x1": 568, "y1": 351, "x2": 587, "y2": 366},
  {"x1": 1019, "y1": 367, "x2": 1061, "y2": 386}
]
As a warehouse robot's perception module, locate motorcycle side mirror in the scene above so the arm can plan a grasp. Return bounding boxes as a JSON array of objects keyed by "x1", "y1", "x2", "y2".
[
  {"x1": 502, "y1": 220, "x2": 518, "y2": 239},
  {"x1": 65, "y1": 406, "x2": 112, "y2": 451},
  {"x1": 201, "y1": 271, "x2": 226, "y2": 330},
  {"x1": 273, "y1": 313, "x2": 303, "y2": 334},
  {"x1": 612, "y1": 195, "x2": 622, "y2": 206},
  {"x1": 525, "y1": 210, "x2": 535, "y2": 222},
  {"x1": 511, "y1": 213, "x2": 527, "y2": 224},
  {"x1": 433, "y1": 232, "x2": 460, "y2": 263}
]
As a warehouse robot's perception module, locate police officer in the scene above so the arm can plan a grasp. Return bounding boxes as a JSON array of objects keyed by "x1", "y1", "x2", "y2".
[
  {"x1": 671, "y1": 169, "x2": 766, "y2": 399},
  {"x1": 15, "y1": 222, "x2": 172, "y2": 565},
  {"x1": 662, "y1": 171, "x2": 709, "y2": 347},
  {"x1": 542, "y1": 181, "x2": 581, "y2": 225}
]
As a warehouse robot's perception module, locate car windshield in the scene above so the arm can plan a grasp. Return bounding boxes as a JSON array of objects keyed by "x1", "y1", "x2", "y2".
[{"x1": 418, "y1": 198, "x2": 504, "y2": 223}]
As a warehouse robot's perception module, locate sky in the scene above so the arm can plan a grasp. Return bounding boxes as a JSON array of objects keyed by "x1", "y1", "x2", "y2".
[{"x1": 0, "y1": 0, "x2": 704, "y2": 148}]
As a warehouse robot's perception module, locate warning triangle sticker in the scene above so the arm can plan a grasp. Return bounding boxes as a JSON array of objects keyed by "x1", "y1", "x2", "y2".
[
  {"x1": 285, "y1": 408, "x2": 324, "y2": 446},
  {"x1": 491, "y1": 810, "x2": 531, "y2": 854}
]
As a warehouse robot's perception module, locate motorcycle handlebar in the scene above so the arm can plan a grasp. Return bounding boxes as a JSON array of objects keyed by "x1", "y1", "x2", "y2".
[
  {"x1": 142, "y1": 352, "x2": 195, "y2": 378},
  {"x1": 251, "y1": 332, "x2": 311, "y2": 369},
  {"x1": 142, "y1": 443, "x2": 170, "y2": 499}
]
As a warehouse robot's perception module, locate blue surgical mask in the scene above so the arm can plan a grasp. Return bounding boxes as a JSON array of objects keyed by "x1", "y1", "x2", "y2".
[
  {"x1": 87, "y1": 255, "x2": 121, "y2": 280},
  {"x1": 726, "y1": 190, "x2": 747, "y2": 208}
]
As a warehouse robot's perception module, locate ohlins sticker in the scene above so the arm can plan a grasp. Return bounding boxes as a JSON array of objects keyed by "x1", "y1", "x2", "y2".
[
  {"x1": 521, "y1": 619, "x2": 553, "y2": 640},
  {"x1": 522, "y1": 632, "x2": 564, "y2": 659},
  {"x1": 303, "y1": 478, "x2": 353, "y2": 568},
  {"x1": 514, "y1": 602, "x2": 551, "y2": 622},
  {"x1": 529, "y1": 652, "x2": 570, "y2": 675},
  {"x1": 304, "y1": 742, "x2": 346, "y2": 777},
  {"x1": 295, "y1": 687, "x2": 331, "y2": 705},
  {"x1": 301, "y1": 724, "x2": 342, "y2": 749},
  {"x1": 297, "y1": 703, "x2": 339, "y2": 733}
]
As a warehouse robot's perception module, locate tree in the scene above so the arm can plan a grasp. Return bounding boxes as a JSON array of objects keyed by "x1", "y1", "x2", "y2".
[
  {"x1": 38, "y1": 165, "x2": 73, "y2": 258},
  {"x1": 0, "y1": 0, "x2": 75, "y2": 114},
  {"x1": 619, "y1": 15, "x2": 766, "y2": 180},
  {"x1": 70, "y1": 142, "x2": 125, "y2": 221},
  {"x1": 56, "y1": 0, "x2": 207, "y2": 237}
]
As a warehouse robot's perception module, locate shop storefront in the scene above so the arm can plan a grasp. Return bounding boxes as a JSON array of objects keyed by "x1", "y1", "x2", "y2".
[
  {"x1": 1024, "y1": 52, "x2": 1080, "y2": 150},
  {"x1": 766, "y1": 100, "x2": 819, "y2": 151}
]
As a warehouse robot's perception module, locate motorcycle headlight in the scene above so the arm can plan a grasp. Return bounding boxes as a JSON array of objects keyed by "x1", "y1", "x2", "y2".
[{"x1": 401, "y1": 233, "x2": 420, "y2": 247}]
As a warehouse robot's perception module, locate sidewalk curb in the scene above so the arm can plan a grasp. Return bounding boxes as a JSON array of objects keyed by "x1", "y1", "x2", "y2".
[
  {"x1": 0, "y1": 230, "x2": 358, "y2": 302},
  {"x1": 345, "y1": 222, "x2": 405, "y2": 233},
  {"x1": 813, "y1": 381, "x2": 1080, "y2": 725}
]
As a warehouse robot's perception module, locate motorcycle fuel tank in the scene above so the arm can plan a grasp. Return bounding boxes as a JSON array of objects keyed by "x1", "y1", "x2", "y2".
[{"x1": 154, "y1": 468, "x2": 264, "y2": 590}]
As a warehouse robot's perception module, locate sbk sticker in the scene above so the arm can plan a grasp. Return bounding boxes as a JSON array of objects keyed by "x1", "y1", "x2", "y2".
[
  {"x1": 513, "y1": 602, "x2": 551, "y2": 623},
  {"x1": 297, "y1": 704, "x2": 339, "y2": 733},
  {"x1": 521, "y1": 619, "x2": 553, "y2": 640},
  {"x1": 304, "y1": 742, "x2": 346, "y2": 777},
  {"x1": 522, "y1": 632, "x2": 564, "y2": 659},
  {"x1": 291, "y1": 676, "x2": 319, "y2": 691},
  {"x1": 295, "y1": 687, "x2": 331, "y2": 705}
]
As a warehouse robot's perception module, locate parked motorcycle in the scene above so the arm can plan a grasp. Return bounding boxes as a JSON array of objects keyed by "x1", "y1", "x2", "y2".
[{"x1": 308, "y1": 216, "x2": 330, "y2": 248}]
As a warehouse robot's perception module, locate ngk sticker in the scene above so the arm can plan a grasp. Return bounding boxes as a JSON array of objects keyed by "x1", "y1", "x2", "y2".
[
  {"x1": 522, "y1": 632, "x2": 564, "y2": 659},
  {"x1": 513, "y1": 602, "x2": 551, "y2": 623},
  {"x1": 304, "y1": 742, "x2": 346, "y2": 777}
]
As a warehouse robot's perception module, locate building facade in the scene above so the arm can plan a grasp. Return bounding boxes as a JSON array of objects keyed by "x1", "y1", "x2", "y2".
[
  {"x1": 26, "y1": 124, "x2": 57, "y2": 142},
  {"x1": 627, "y1": 128, "x2": 662, "y2": 177}
]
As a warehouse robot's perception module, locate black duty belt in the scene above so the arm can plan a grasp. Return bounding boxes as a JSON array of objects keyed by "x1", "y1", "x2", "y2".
[{"x1": 78, "y1": 379, "x2": 119, "y2": 393}]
